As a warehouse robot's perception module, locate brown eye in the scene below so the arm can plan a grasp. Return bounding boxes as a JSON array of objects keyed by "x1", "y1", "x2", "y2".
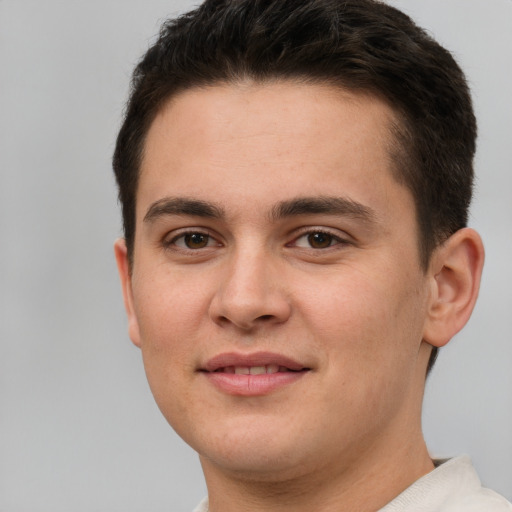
[
  {"x1": 184, "y1": 233, "x2": 210, "y2": 249},
  {"x1": 307, "y1": 232, "x2": 334, "y2": 249}
]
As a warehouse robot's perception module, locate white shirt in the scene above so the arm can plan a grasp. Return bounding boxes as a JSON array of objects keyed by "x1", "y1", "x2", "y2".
[{"x1": 192, "y1": 456, "x2": 512, "y2": 511}]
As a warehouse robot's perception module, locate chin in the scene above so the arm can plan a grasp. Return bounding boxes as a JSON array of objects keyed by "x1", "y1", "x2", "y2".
[
  {"x1": 185, "y1": 415, "x2": 315, "y2": 477},
  {"x1": 200, "y1": 445, "x2": 312, "y2": 483}
]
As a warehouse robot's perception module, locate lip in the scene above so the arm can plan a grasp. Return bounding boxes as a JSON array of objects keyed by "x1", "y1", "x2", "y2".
[
  {"x1": 200, "y1": 351, "x2": 310, "y2": 396},
  {"x1": 202, "y1": 351, "x2": 306, "y2": 372}
]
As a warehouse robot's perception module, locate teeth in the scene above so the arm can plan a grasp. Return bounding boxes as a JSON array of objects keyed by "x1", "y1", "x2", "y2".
[{"x1": 224, "y1": 365, "x2": 286, "y2": 375}]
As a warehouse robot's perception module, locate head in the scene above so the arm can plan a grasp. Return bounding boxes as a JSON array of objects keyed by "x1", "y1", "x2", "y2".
[
  {"x1": 113, "y1": 0, "x2": 477, "y2": 374},
  {"x1": 113, "y1": 0, "x2": 485, "y2": 490}
]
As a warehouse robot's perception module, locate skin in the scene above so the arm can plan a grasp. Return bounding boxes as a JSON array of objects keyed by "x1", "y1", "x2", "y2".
[{"x1": 115, "y1": 82, "x2": 484, "y2": 512}]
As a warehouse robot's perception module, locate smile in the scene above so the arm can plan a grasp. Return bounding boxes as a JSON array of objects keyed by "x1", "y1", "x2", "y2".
[
  {"x1": 201, "y1": 352, "x2": 311, "y2": 396},
  {"x1": 213, "y1": 365, "x2": 301, "y2": 375}
]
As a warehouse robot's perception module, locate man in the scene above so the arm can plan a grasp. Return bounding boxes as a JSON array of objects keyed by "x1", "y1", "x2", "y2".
[{"x1": 112, "y1": 0, "x2": 511, "y2": 510}]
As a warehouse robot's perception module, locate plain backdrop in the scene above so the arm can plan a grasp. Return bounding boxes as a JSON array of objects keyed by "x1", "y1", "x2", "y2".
[{"x1": 1, "y1": 1, "x2": 511, "y2": 511}]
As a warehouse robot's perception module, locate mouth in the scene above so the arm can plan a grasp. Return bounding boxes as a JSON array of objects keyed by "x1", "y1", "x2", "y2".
[
  {"x1": 200, "y1": 352, "x2": 311, "y2": 396},
  {"x1": 211, "y1": 365, "x2": 305, "y2": 375},
  {"x1": 201, "y1": 351, "x2": 310, "y2": 373}
]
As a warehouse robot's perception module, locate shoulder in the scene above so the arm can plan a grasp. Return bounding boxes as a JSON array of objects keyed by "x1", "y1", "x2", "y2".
[
  {"x1": 444, "y1": 485, "x2": 512, "y2": 512},
  {"x1": 380, "y1": 456, "x2": 512, "y2": 512},
  {"x1": 192, "y1": 497, "x2": 209, "y2": 512},
  {"x1": 440, "y1": 457, "x2": 512, "y2": 512}
]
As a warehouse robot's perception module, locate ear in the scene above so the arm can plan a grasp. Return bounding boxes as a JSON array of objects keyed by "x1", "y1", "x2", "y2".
[
  {"x1": 114, "y1": 238, "x2": 142, "y2": 348},
  {"x1": 423, "y1": 228, "x2": 485, "y2": 348}
]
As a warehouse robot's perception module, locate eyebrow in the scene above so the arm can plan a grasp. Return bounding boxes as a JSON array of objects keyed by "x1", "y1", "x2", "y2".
[
  {"x1": 143, "y1": 195, "x2": 377, "y2": 226},
  {"x1": 143, "y1": 197, "x2": 225, "y2": 223},
  {"x1": 270, "y1": 196, "x2": 377, "y2": 224}
]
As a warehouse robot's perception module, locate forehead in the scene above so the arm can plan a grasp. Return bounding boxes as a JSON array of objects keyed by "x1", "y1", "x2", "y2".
[{"x1": 138, "y1": 81, "x2": 412, "y2": 224}]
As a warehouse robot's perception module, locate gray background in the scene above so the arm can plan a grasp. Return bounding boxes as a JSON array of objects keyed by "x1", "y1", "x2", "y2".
[{"x1": 1, "y1": 1, "x2": 510, "y2": 510}]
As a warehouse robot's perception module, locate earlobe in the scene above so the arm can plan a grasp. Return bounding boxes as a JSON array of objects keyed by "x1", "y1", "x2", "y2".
[
  {"x1": 423, "y1": 228, "x2": 485, "y2": 348},
  {"x1": 114, "y1": 238, "x2": 142, "y2": 348}
]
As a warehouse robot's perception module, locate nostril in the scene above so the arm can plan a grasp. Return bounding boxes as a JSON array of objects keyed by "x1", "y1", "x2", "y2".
[{"x1": 209, "y1": 291, "x2": 292, "y2": 330}]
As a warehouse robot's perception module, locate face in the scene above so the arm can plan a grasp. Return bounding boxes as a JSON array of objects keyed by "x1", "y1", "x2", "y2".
[{"x1": 116, "y1": 82, "x2": 434, "y2": 482}]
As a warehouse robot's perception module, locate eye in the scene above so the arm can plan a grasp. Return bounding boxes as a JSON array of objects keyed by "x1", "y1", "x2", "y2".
[
  {"x1": 292, "y1": 230, "x2": 345, "y2": 249},
  {"x1": 168, "y1": 231, "x2": 219, "y2": 250}
]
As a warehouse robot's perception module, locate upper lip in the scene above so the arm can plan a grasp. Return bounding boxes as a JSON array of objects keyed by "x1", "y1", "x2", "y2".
[{"x1": 202, "y1": 351, "x2": 308, "y2": 372}]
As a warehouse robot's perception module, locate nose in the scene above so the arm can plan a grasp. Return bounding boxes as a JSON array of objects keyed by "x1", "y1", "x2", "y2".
[{"x1": 208, "y1": 248, "x2": 292, "y2": 331}]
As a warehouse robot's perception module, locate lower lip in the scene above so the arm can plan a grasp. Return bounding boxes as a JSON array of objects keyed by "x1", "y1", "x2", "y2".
[{"x1": 202, "y1": 371, "x2": 307, "y2": 396}]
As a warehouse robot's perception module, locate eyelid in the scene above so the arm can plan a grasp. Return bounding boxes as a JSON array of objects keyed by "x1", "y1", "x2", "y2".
[
  {"x1": 288, "y1": 226, "x2": 352, "y2": 248},
  {"x1": 163, "y1": 227, "x2": 223, "y2": 250}
]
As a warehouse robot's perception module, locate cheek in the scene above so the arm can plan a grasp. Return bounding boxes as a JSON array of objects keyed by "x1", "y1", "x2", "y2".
[
  {"x1": 134, "y1": 286, "x2": 201, "y2": 430},
  {"x1": 299, "y1": 264, "x2": 426, "y2": 370},
  {"x1": 133, "y1": 269, "x2": 211, "y2": 349},
  {"x1": 300, "y1": 269, "x2": 426, "y2": 431},
  {"x1": 130, "y1": 271, "x2": 211, "y2": 405}
]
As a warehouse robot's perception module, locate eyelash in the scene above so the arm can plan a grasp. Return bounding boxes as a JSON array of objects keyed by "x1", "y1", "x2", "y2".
[
  {"x1": 163, "y1": 229, "x2": 220, "y2": 252},
  {"x1": 289, "y1": 228, "x2": 350, "y2": 250},
  {"x1": 163, "y1": 227, "x2": 350, "y2": 252}
]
